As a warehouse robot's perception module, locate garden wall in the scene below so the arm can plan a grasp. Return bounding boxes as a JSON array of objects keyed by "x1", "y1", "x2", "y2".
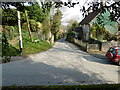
[
  {"x1": 73, "y1": 38, "x2": 120, "y2": 52},
  {"x1": 102, "y1": 41, "x2": 120, "y2": 52},
  {"x1": 73, "y1": 38, "x2": 100, "y2": 51}
]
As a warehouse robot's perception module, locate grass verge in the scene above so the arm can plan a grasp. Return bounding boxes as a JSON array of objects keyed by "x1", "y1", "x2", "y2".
[
  {"x1": 21, "y1": 39, "x2": 52, "y2": 56},
  {"x1": 2, "y1": 29, "x2": 53, "y2": 63}
]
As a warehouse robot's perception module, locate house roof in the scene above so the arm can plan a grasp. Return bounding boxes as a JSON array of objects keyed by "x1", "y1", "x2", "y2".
[{"x1": 79, "y1": 9, "x2": 101, "y2": 25}]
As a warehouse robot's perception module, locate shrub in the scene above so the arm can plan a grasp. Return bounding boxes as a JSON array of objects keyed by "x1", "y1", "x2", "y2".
[
  {"x1": 29, "y1": 19, "x2": 37, "y2": 32},
  {"x1": 66, "y1": 31, "x2": 76, "y2": 42}
]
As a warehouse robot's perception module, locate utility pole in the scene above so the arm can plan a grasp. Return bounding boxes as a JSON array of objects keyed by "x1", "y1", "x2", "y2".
[
  {"x1": 17, "y1": 11, "x2": 23, "y2": 54},
  {"x1": 25, "y1": 10, "x2": 33, "y2": 42}
]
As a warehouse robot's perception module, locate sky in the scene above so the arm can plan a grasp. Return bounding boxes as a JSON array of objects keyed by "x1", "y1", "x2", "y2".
[
  {"x1": 36, "y1": 0, "x2": 94, "y2": 26},
  {"x1": 59, "y1": 0, "x2": 93, "y2": 26},
  {"x1": 60, "y1": 4, "x2": 83, "y2": 26},
  {"x1": 59, "y1": 0, "x2": 115, "y2": 26},
  {"x1": 10, "y1": 0, "x2": 115, "y2": 26}
]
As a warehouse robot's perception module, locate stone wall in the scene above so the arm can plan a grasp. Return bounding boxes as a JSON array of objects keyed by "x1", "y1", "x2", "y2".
[
  {"x1": 74, "y1": 39, "x2": 87, "y2": 51},
  {"x1": 74, "y1": 38, "x2": 100, "y2": 51},
  {"x1": 102, "y1": 41, "x2": 120, "y2": 52},
  {"x1": 73, "y1": 38, "x2": 120, "y2": 52}
]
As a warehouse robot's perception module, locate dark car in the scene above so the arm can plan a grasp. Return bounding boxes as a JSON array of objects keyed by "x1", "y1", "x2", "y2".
[{"x1": 106, "y1": 46, "x2": 120, "y2": 66}]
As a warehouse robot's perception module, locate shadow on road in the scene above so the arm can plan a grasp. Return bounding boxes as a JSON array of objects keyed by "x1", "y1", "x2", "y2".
[
  {"x1": 53, "y1": 47, "x2": 88, "y2": 55},
  {"x1": 58, "y1": 39, "x2": 115, "y2": 66},
  {"x1": 83, "y1": 55, "x2": 115, "y2": 65},
  {"x1": 2, "y1": 57, "x2": 109, "y2": 86}
]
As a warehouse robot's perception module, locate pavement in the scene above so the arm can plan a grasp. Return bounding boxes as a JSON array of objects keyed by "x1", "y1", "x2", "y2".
[{"x1": 1, "y1": 39, "x2": 119, "y2": 86}]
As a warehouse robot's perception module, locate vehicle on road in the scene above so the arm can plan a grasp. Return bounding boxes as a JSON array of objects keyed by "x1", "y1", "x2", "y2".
[{"x1": 106, "y1": 46, "x2": 120, "y2": 66}]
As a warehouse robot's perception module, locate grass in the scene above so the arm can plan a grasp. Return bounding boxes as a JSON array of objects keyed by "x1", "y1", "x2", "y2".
[
  {"x1": 2, "y1": 26, "x2": 53, "y2": 63},
  {"x1": 2, "y1": 37, "x2": 52, "y2": 56},
  {"x1": 21, "y1": 39, "x2": 52, "y2": 56},
  {"x1": 2, "y1": 36, "x2": 52, "y2": 63}
]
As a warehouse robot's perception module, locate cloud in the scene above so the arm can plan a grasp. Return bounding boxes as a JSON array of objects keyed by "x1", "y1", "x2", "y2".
[
  {"x1": 60, "y1": 0, "x2": 94, "y2": 26},
  {"x1": 60, "y1": 4, "x2": 83, "y2": 26}
]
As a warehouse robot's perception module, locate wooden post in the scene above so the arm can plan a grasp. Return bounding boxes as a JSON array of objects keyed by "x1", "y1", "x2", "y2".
[
  {"x1": 25, "y1": 10, "x2": 33, "y2": 42},
  {"x1": 17, "y1": 11, "x2": 23, "y2": 54}
]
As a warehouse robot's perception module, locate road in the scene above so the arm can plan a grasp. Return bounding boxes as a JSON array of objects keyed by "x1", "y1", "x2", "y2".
[{"x1": 2, "y1": 39, "x2": 119, "y2": 86}]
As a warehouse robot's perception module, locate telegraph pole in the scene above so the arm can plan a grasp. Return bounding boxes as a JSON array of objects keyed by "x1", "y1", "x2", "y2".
[
  {"x1": 17, "y1": 11, "x2": 23, "y2": 54},
  {"x1": 25, "y1": 10, "x2": 33, "y2": 42}
]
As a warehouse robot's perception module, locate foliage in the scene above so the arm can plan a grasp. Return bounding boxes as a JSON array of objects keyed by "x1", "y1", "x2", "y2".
[
  {"x1": 51, "y1": 10, "x2": 62, "y2": 34},
  {"x1": 1, "y1": 2, "x2": 26, "y2": 11},
  {"x1": 66, "y1": 31, "x2": 76, "y2": 42},
  {"x1": 42, "y1": 17, "x2": 51, "y2": 40},
  {"x1": 3, "y1": 26, "x2": 19, "y2": 40},
  {"x1": 2, "y1": 32, "x2": 9, "y2": 53},
  {"x1": 2, "y1": 9, "x2": 18, "y2": 25},
  {"x1": 71, "y1": 21, "x2": 79, "y2": 31},
  {"x1": 25, "y1": 2, "x2": 47, "y2": 23},
  {"x1": 40, "y1": 0, "x2": 120, "y2": 21},
  {"x1": 2, "y1": 30, "x2": 20, "y2": 63},
  {"x1": 29, "y1": 19, "x2": 37, "y2": 32},
  {"x1": 41, "y1": 1, "x2": 53, "y2": 14},
  {"x1": 82, "y1": 1, "x2": 120, "y2": 21},
  {"x1": 51, "y1": 9, "x2": 62, "y2": 40},
  {"x1": 36, "y1": 22, "x2": 42, "y2": 32},
  {"x1": 91, "y1": 24, "x2": 108, "y2": 40},
  {"x1": 93, "y1": 9, "x2": 118, "y2": 30},
  {"x1": 90, "y1": 24, "x2": 118, "y2": 41},
  {"x1": 2, "y1": 2, "x2": 47, "y2": 25},
  {"x1": 66, "y1": 21, "x2": 79, "y2": 34},
  {"x1": 2, "y1": 26, "x2": 52, "y2": 63},
  {"x1": 2, "y1": 1, "x2": 120, "y2": 22},
  {"x1": 22, "y1": 19, "x2": 42, "y2": 32},
  {"x1": 104, "y1": 34, "x2": 117, "y2": 41},
  {"x1": 22, "y1": 36, "x2": 52, "y2": 55}
]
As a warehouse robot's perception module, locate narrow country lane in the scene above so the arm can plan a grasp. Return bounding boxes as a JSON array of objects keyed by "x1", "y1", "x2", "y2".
[{"x1": 2, "y1": 39, "x2": 119, "y2": 86}]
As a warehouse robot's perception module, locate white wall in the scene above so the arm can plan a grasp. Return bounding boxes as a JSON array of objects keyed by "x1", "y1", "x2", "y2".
[{"x1": 81, "y1": 24, "x2": 90, "y2": 41}]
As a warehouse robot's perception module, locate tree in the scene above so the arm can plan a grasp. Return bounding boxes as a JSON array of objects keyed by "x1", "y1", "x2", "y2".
[
  {"x1": 2, "y1": 9, "x2": 18, "y2": 25},
  {"x1": 25, "y1": 2, "x2": 47, "y2": 23},
  {"x1": 51, "y1": 9, "x2": 62, "y2": 40},
  {"x1": 39, "y1": 0, "x2": 120, "y2": 22},
  {"x1": 42, "y1": 17, "x2": 51, "y2": 41},
  {"x1": 80, "y1": 0, "x2": 120, "y2": 21},
  {"x1": 91, "y1": 24, "x2": 113, "y2": 41}
]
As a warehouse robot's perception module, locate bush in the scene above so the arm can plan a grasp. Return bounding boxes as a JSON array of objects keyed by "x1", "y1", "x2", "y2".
[
  {"x1": 66, "y1": 31, "x2": 76, "y2": 42},
  {"x1": 3, "y1": 26, "x2": 19, "y2": 40},
  {"x1": 2, "y1": 25, "x2": 52, "y2": 63},
  {"x1": 29, "y1": 19, "x2": 37, "y2": 32}
]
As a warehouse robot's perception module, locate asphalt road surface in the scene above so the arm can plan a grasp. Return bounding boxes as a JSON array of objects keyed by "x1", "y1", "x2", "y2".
[{"x1": 1, "y1": 39, "x2": 119, "y2": 86}]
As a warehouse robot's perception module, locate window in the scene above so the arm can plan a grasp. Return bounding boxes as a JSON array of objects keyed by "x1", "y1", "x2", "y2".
[
  {"x1": 117, "y1": 50, "x2": 120, "y2": 55},
  {"x1": 108, "y1": 48, "x2": 114, "y2": 52},
  {"x1": 108, "y1": 48, "x2": 116, "y2": 54}
]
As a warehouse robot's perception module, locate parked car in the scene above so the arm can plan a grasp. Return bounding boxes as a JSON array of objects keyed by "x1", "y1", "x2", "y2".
[{"x1": 106, "y1": 46, "x2": 120, "y2": 66}]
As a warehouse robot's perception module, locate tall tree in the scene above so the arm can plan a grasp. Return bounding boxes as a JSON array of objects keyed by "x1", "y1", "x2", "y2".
[
  {"x1": 51, "y1": 9, "x2": 62, "y2": 40},
  {"x1": 25, "y1": 2, "x2": 47, "y2": 23}
]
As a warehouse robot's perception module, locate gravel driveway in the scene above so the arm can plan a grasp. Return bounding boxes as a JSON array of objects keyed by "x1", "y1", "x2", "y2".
[{"x1": 1, "y1": 39, "x2": 119, "y2": 86}]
